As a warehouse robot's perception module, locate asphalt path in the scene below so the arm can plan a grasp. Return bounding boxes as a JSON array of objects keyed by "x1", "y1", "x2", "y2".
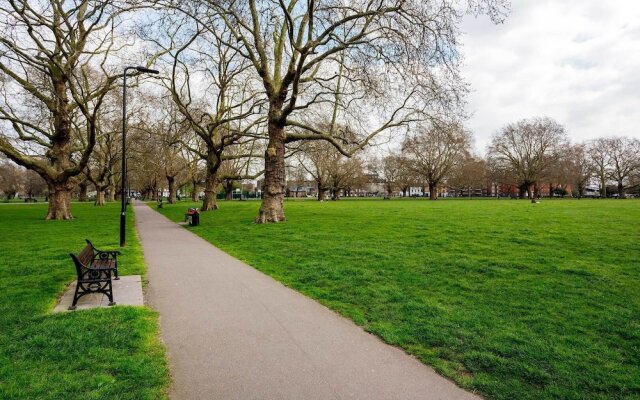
[{"x1": 135, "y1": 201, "x2": 481, "y2": 400}]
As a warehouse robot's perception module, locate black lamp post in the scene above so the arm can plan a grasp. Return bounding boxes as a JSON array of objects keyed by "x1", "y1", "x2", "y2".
[{"x1": 120, "y1": 66, "x2": 159, "y2": 247}]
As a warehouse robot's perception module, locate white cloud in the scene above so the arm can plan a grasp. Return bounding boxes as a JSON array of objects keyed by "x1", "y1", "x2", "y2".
[{"x1": 460, "y1": 0, "x2": 640, "y2": 153}]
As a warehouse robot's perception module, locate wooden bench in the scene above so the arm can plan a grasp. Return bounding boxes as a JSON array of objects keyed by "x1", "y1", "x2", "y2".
[{"x1": 68, "y1": 239, "x2": 120, "y2": 310}]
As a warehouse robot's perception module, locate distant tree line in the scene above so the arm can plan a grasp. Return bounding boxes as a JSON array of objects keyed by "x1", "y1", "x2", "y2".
[{"x1": 289, "y1": 116, "x2": 640, "y2": 200}]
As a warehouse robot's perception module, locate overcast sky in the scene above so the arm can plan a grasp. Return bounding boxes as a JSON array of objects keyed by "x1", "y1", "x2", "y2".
[{"x1": 460, "y1": 0, "x2": 640, "y2": 154}]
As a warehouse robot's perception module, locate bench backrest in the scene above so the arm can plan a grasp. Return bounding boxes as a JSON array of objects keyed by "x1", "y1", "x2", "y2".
[{"x1": 70, "y1": 243, "x2": 94, "y2": 277}]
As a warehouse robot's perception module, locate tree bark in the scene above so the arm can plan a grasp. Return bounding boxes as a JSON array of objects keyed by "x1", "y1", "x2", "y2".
[
  {"x1": 318, "y1": 186, "x2": 326, "y2": 201},
  {"x1": 167, "y1": 175, "x2": 177, "y2": 204},
  {"x1": 78, "y1": 181, "x2": 88, "y2": 202},
  {"x1": 518, "y1": 183, "x2": 528, "y2": 199},
  {"x1": 191, "y1": 179, "x2": 199, "y2": 201},
  {"x1": 106, "y1": 187, "x2": 115, "y2": 202},
  {"x1": 256, "y1": 114, "x2": 286, "y2": 223},
  {"x1": 599, "y1": 172, "x2": 607, "y2": 198},
  {"x1": 428, "y1": 182, "x2": 438, "y2": 200},
  {"x1": 618, "y1": 182, "x2": 626, "y2": 199},
  {"x1": 46, "y1": 182, "x2": 73, "y2": 220},
  {"x1": 95, "y1": 190, "x2": 105, "y2": 206},
  {"x1": 224, "y1": 180, "x2": 234, "y2": 200},
  {"x1": 201, "y1": 169, "x2": 219, "y2": 211}
]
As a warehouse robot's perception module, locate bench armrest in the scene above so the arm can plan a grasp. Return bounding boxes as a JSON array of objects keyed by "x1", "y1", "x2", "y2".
[{"x1": 85, "y1": 239, "x2": 120, "y2": 258}]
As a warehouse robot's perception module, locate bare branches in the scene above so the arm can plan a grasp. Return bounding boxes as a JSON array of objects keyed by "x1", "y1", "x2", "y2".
[{"x1": 488, "y1": 117, "x2": 568, "y2": 196}]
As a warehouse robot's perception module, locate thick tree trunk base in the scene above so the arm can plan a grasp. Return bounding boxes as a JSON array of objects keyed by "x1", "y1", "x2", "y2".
[
  {"x1": 429, "y1": 184, "x2": 437, "y2": 200},
  {"x1": 201, "y1": 192, "x2": 219, "y2": 211},
  {"x1": 78, "y1": 185, "x2": 88, "y2": 202},
  {"x1": 46, "y1": 185, "x2": 73, "y2": 220},
  {"x1": 255, "y1": 188, "x2": 285, "y2": 223},
  {"x1": 95, "y1": 191, "x2": 105, "y2": 206}
]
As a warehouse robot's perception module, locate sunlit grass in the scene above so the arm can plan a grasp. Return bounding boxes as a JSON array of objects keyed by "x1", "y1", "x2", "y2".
[
  {"x1": 0, "y1": 203, "x2": 168, "y2": 399},
  {"x1": 158, "y1": 198, "x2": 640, "y2": 400}
]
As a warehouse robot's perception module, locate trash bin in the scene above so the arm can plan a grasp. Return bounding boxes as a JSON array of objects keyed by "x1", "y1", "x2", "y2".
[{"x1": 185, "y1": 208, "x2": 200, "y2": 226}]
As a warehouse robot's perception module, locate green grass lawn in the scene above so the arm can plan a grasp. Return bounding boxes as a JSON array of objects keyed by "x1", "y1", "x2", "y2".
[
  {"x1": 0, "y1": 203, "x2": 168, "y2": 399},
  {"x1": 158, "y1": 198, "x2": 640, "y2": 400}
]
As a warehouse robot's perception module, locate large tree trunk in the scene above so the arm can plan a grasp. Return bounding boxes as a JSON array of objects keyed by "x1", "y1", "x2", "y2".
[
  {"x1": 191, "y1": 179, "x2": 199, "y2": 201},
  {"x1": 599, "y1": 172, "x2": 607, "y2": 198},
  {"x1": 618, "y1": 182, "x2": 626, "y2": 199},
  {"x1": 78, "y1": 181, "x2": 88, "y2": 202},
  {"x1": 428, "y1": 182, "x2": 437, "y2": 200},
  {"x1": 224, "y1": 180, "x2": 234, "y2": 200},
  {"x1": 519, "y1": 183, "x2": 528, "y2": 199},
  {"x1": 46, "y1": 182, "x2": 73, "y2": 220},
  {"x1": 256, "y1": 114, "x2": 286, "y2": 223},
  {"x1": 201, "y1": 169, "x2": 219, "y2": 211},
  {"x1": 167, "y1": 175, "x2": 177, "y2": 204},
  {"x1": 318, "y1": 186, "x2": 326, "y2": 201},
  {"x1": 106, "y1": 187, "x2": 115, "y2": 202},
  {"x1": 95, "y1": 190, "x2": 106, "y2": 206}
]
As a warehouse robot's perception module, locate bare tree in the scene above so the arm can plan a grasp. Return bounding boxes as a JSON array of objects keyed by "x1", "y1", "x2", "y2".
[
  {"x1": 380, "y1": 155, "x2": 401, "y2": 197},
  {"x1": 403, "y1": 123, "x2": 471, "y2": 200},
  {"x1": 298, "y1": 140, "x2": 333, "y2": 201},
  {"x1": 147, "y1": 13, "x2": 266, "y2": 211},
  {"x1": 488, "y1": 117, "x2": 568, "y2": 199},
  {"x1": 85, "y1": 93, "x2": 122, "y2": 206},
  {"x1": 0, "y1": 159, "x2": 22, "y2": 199},
  {"x1": 449, "y1": 153, "x2": 487, "y2": 197},
  {"x1": 0, "y1": 1, "x2": 142, "y2": 218},
  {"x1": 606, "y1": 137, "x2": 640, "y2": 198},
  {"x1": 380, "y1": 154, "x2": 419, "y2": 197},
  {"x1": 564, "y1": 143, "x2": 593, "y2": 198},
  {"x1": 200, "y1": 0, "x2": 507, "y2": 222},
  {"x1": 326, "y1": 154, "x2": 366, "y2": 200},
  {"x1": 587, "y1": 138, "x2": 611, "y2": 198}
]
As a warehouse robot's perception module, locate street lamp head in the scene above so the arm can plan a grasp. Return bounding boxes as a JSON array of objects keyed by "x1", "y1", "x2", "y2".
[{"x1": 136, "y1": 66, "x2": 159, "y2": 74}]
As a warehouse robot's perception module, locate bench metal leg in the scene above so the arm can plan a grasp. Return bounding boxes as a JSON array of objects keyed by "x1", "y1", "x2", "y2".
[
  {"x1": 106, "y1": 273, "x2": 116, "y2": 306},
  {"x1": 69, "y1": 282, "x2": 81, "y2": 310},
  {"x1": 113, "y1": 261, "x2": 119, "y2": 280}
]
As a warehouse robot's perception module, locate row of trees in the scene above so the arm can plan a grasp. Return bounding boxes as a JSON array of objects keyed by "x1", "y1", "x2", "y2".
[
  {"x1": 0, "y1": 155, "x2": 47, "y2": 200},
  {"x1": 288, "y1": 116, "x2": 639, "y2": 201},
  {"x1": 0, "y1": 0, "x2": 507, "y2": 220}
]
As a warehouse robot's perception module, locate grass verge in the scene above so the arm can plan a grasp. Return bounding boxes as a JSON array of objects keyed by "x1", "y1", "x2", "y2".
[
  {"x1": 0, "y1": 203, "x2": 168, "y2": 399},
  {"x1": 157, "y1": 198, "x2": 639, "y2": 400}
]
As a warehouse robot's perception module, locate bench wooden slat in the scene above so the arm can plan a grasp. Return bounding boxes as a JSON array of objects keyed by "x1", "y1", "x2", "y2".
[{"x1": 78, "y1": 244, "x2": 93, "y2": 266}]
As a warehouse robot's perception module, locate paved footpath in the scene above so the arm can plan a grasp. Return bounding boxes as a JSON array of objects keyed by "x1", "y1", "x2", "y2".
[{"x1": 135, "y1": 202, "x2": 481, "y2": 400}]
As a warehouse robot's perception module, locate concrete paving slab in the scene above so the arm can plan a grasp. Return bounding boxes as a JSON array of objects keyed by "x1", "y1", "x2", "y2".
[
  {"x1": 136, "y1": 202, "x2": 482, "y2": 400},
  {"x1": 53, "y1": 275, "x2": 143, "y2": 312}
]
